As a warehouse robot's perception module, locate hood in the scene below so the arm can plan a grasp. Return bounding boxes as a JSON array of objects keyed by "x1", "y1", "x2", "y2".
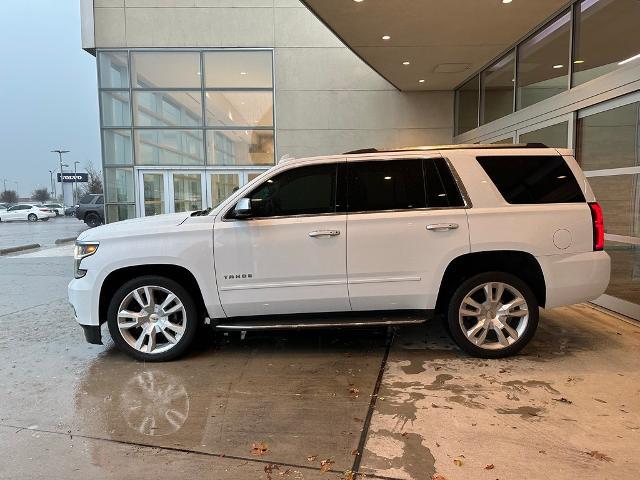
[{"x1": 78, "y1": 212, "x2": 191, "y2": 242}]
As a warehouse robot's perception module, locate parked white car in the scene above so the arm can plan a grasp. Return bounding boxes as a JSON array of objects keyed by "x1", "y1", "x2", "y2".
[
  {"x1": 42, "y1": 203, "x2": 65, "y2": 216},
  {"x1": 0, "y1": 204, "x2": 55, "y2": 222},
  {"x1": 69, "y1": 145, "x2": 610, "y2": 361}
]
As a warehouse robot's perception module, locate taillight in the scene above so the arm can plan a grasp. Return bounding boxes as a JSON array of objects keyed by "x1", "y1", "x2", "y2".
[{"x1": 588, "y1": 202, "x2": 604, "y2": 251}]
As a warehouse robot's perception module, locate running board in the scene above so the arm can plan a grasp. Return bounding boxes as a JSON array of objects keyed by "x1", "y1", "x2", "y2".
[{"x1": 214, "y1": 312, "x2": 429, "y2": 331}]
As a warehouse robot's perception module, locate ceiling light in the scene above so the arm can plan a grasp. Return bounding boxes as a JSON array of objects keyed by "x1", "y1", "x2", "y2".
[
  {"x1": 553, "y1": 64, "x2": 564, "y2": 69},
  {"x1": 354, "y1": 0, "x2": 364, "y2": 2},
  {"x1": 384, "y1": 176, "x2": 392, "y2": 180},
  {"x1": 240, "y1": 71, "x2": 247, "y2": 75},
  {"x1": 573, "y1": 60, "x2": 585, "y2": 64},
  {"x1": 618, "y1": 52, "x2": 640, "y2": 65},
  {"x1": 196, "y1": 71, "x2": 201, "y2": 75},
  {"x1": 402, "y1": 61, "x2": 410, "y2": 65},
  {"x1": 419, "y1": 79, "x2": 425, "y2": 83},
  {"x1": 382, "y1": 35, "x2": 391, "y2": 40},
  {"x1": 502, "y1": 0, "x2": 513, "y2": 3}
]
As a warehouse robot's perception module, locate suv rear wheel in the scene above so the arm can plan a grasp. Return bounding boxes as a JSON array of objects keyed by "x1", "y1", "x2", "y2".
[
  {"x1": 447, "y1": 272, "x2": 539, "y2": 358},
  {"x1": 107, "y1": 276, "x2": 199, "y2": 361}
]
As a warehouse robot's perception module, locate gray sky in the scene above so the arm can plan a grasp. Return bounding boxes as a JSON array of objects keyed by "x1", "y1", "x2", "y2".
[{"x1": 0, "y1": 0, "x2": 100, "y2": 198}]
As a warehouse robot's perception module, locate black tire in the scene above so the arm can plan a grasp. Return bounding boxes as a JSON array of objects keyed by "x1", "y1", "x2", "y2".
[
  {"x1": 446, "y1": 272, "x2": 539, "y2": 359},
  {"x1": 41, "y1": 217, "x2": 50, "y2": 222},
  {"x1": 107, "y1": 276, "x2": 200, "y2": 362},
  {"x1": 54, "y1": 211, "x2": 60, "y2": 216},
  {"x1": 27, "y1": 213, "x2": 37, "y2": 222},
  {"x1": 85, "y1": 212, "x2": 102, "y2": 228}
]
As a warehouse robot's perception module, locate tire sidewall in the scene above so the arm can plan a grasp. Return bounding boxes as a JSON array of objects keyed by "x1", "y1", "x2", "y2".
[
  {"x1": 107, "y1": 275, "x2": 199, "y2": 362},
  {"x1": 28, "y1": 214, "x2": 37, "y2": 222},
  {"x1": 447, "y1": 272, "x2": 539, "y2": 358},
  {"x1": 86, "y1": 213, "x2": 100, "y2": 228}
]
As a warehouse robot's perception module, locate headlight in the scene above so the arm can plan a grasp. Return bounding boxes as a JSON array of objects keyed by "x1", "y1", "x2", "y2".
[{"x1": 74, "y1": 241, "x2": 99, "y2": 279}]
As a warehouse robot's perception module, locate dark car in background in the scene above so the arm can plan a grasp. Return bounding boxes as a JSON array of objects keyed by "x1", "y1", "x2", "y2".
[{"x1": 75, "y1": 194, "x2": 105, "y2": 228}]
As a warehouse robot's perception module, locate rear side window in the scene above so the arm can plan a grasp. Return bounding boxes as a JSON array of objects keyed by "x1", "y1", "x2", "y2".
[
  {"x1": 477, "y1": 155, "x2": 585, "y2": 204},
  {"x1": 424, "y1": 158, "x2": 465, "y2": 207},
  {"x1": 348, "y1": 160, "x2": 425, "y2": 212}
]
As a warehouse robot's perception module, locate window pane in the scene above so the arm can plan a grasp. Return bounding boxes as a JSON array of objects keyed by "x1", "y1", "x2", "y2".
[
  {"x1": 211, "y1": 173, "x2": 240, "y2": 207},
  {"x1": 481, "y1": 51, "x2": 515, "y2": 124},
  {"x1": 206, "y1": 130, "x2": 274, "y2": 166},
  {"x1": 455, "y1": 75, "x2": 479, "y2": 135},
  {"x1": 205, "y1": 91, "x2": 273, "y2": 127},
  {"x1": 106, "y1": 204, "x2": 135, "y2": 223},
  {"x1": 576, "y1": 102, "x2": 640, "y2": 170},
  {"x1": 246, "y1": 164, "x2": 336, "y2": 218},
  {"x1": 104, "y1": 168, "x2": 134, "y2": 203},
  {"x1": 135, "y1": 130, "x2": 204, "y2": 166},
  {"x1": 517, "y1": 11, "x2": 571, "y2": 109},
  {"x1": 131, "y1": 52, "x2": 201, "y2": 89},
  {"x1": 142, "y1": 173, "x2": 165, "y2": 216},
  {"x1": 605, "y1": 242, "x2": 640, "y2": 304},
  {"x1": 103, "y1": 129, "x2": 132, "y2": 165},
  {"x1": 519, "y1": 121, "x2": 569, "y2": 148},
  {"x1": 348, "y1": 160, "x2": 426, "y2": 212},
  {"x1": 99, "y1": 51, "x2": 129, "y2": 89},
  {"x1": 574, "y1": 0, "x2": 640, "y2": 86},
  {"x1": 101, "y1": 91, "x2": 131, "y2": 127},
  {"x1": 204, "y1": 51, "x2": 272, "y2": 88},
  {"x1": 133, "y1": 91, "x2": 202, "y2": 127},
  {"x1": 588, "y1": 174, "x2": 640, "y2": 237},
  {"x1": 476, "y1": 155, "x2": 585, "y2": 204},
  {"x1": 173, "y1": 173, "x2": 202, "y2": 212},
  {"x1": 424, "y1": 158, "x2": 465, "y2": 208}
]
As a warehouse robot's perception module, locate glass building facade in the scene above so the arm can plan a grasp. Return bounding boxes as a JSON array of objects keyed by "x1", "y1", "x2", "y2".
[
  {"x1": 454, "y1": 0, "x2": 640, "y2": 318},
  {"x1": 98, "y1": 49, "x2": 275, "y2": 222}
]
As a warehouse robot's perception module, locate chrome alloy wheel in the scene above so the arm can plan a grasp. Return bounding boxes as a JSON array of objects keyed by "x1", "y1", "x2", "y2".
[
  {"x1": 117, "y1": 286, "x2": 187, "y2": 355},
  {"x1": 458, "y1": 282, "x2": 529, "y2": 350}
]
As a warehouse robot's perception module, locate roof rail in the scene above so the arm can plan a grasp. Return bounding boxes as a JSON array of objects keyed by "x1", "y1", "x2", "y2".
[{"x1": 343, "y1": 143, "x2": 548, "y2": 155}]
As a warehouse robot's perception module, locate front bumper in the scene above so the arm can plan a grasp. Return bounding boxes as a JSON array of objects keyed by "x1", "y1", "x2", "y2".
[{"x1": 69, "y1": 276, "x2": 104, "y2": 344}]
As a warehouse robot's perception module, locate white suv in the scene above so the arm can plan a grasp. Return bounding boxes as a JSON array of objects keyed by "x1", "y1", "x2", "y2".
[{"x1": 68, "y1": 145, "x2": 610, "y2": 361}]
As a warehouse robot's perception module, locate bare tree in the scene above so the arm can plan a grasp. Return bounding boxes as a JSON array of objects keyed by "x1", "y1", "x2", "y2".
[
  {"x1": 81, "y1": 161, "x2": 103, "y2": 195},
  {"x1": 32, "y1": 188, "x2": 50, "y2": 203},
  {"x1": 0, "y1": 190, "x2": 18, "y2": 204}
]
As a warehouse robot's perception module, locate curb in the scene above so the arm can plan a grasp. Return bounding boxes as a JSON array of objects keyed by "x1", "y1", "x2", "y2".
[
  {"x1": 55, "y1": 237, "x2": 77, "y2": 245},
  {"x1": 0, "y1": 243, "x2": 41, "y2": 256}
]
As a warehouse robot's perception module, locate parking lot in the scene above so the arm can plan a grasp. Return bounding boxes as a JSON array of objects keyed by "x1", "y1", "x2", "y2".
[
  {"x1": 0, "y1": 233, "x2": 638, "y2": 479},
  {"x1": 0, "y1": 215, "x2": 87, "y2": 251}
]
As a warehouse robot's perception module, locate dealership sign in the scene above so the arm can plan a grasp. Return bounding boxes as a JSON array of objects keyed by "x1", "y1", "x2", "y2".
[{"x1": 57, "y1": 173, "x2": 89, "y2": 183}]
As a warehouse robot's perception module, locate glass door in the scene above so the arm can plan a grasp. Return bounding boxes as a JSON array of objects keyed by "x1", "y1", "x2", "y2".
[
  {"x1": 141, "y1": 172, "x2": 167, "y2": 216},
  {"x1": 172, "y1": 172, "x2": 204, "y2": 213},
  {"x1": 209, "y1": 172, "x2": 241, "y2": 208}
]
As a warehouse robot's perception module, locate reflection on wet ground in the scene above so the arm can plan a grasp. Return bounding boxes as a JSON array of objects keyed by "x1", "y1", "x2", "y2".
[{"x1": 1, "y1": 252, "x2": 639, "y2": 479}]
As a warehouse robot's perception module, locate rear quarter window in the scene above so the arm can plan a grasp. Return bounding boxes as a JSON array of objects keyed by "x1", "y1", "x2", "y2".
[{"x1": 477, "y1": 155, "x2": 585, "y2": 204}]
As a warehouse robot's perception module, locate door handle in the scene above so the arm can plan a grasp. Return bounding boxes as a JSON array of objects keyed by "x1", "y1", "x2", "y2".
[
  {"x1": 308, "y1": 230, "x2": 341, "y2": 238},
  {"x1": 426, "y1": 223, "x2": 459, "y2": 232}
]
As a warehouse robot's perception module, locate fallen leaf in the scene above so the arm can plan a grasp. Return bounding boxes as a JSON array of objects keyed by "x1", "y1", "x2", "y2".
[
  {"x1": 343, "y1": 469, "x2": 355, "y2": 480},
  {"x1": 349, "y1": 387, "x2": 360, "y2": 398},
  {"x1": 453, "y1": 458, "x2": 463, "y2": 467},
  {"x1": 353, "y1": 417, "x2": 364, "y2": 423},
  {"x1": 350, "y1": 449, "x2": 360, "y2": 456},
  {"x1": 583, "y1": 450, "x2": 613, "y2": 462},
  {"x1": 264, "y1": 463, "x2": 280, "y2": 480},
  {"x1": 320, "y1": 458, "x2": 334, "y2": 472},
  {"x1": 594, "y1": 398, "x2": 607, "y2": 404},
  {"x1": 432, "y1": 474, "x2": 447, "y2": 480},
  {"x1": 431, "y1": 403, "x2": 453, "y2": 410},
  {"x1": 251, "y1": 442, "x2": 268, "y2": 456},
  {"x1": 552, "y1": 397, "x2": 573, "y2": 404},
  {"x1": 307, "y1": 455, "x2": 317, "y2": 462},
  {"x1": 401, "y1": 432, "x2": 408, "y2": 437},
  {"x1": 485, "y1": 464, "x2": 495, "y2": 470}
]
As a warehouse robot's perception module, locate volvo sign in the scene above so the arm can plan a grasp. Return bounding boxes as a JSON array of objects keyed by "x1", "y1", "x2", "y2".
[{"x1": 57, "y1": 173, "x2": 89, "y2": 183}]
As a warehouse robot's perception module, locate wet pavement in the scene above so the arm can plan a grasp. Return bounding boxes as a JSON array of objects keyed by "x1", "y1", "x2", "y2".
[
  {"x1": 0, "y1": 248, "x2": 639, "y2": 479},
  {"x1": 0, "y1": 216, "x2": 86, "y2": 249}
]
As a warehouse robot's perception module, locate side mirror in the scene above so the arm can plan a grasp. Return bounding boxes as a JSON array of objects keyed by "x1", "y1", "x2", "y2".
[{"x1": 233, "y1": 197, "x2": 252, "y2": 218}]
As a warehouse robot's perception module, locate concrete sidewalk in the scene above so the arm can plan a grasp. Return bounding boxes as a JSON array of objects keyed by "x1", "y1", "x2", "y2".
[{"x1": 0, "y1": 250, "x2": 638, "y2": 480}]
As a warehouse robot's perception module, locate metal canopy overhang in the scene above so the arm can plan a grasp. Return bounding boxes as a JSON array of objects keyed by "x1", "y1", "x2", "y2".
[{"x1": 300, "y1": 0, "x2": 573, "y2": 91}]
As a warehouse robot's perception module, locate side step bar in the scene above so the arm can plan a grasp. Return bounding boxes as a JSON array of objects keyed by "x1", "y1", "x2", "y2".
[{"x1": 214, "y1": 312, "x2": 430, "y2": 331}]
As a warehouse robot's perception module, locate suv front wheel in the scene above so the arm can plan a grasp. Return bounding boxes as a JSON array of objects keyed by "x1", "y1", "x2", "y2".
[
  {"x1": 85, "y1": 212, "x2": 102, "y2": 228},
  {"x1": 107, "y1": 276, "x2": 199, "y2": 361},
  {"x1": 447, "y1": 272, "x2": 539, "y2": 358}
]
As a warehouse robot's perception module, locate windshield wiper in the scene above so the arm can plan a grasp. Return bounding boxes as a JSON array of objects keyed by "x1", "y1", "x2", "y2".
[{"x1": 190, "y1": 207, "x2": 213, "y2": 217}]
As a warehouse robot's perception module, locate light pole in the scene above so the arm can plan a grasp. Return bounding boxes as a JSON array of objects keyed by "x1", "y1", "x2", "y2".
[
  {"x1": 74, "y1": 160, "x2": 80, "y2": 206},
  {"x1": 48, "y1": 170, "x2": 55, "y2": 197},
  {"x1": 14, "y1": 181, "x2": 19, "y2": 198},
  {"x1": 2, "y1": 178, "x2": 6, "y2": 192},
  {"x1": 51, "y1": 149, "x2": 70, "y2": 205}
]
